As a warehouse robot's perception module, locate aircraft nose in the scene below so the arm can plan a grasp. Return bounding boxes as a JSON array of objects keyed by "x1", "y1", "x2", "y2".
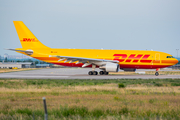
[{"x1": 174, "y1": 58, "x2": 179, "y2": 64}]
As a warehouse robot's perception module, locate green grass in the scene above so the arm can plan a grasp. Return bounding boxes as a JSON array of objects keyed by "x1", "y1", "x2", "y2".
[
  {"x1": 118, "y1": 83, "x2": 126, "y2": 88},
  {"x1": 0, "y1": 78, "x2": 180, "y2": 119},
  {"x1": 0, "y1": 78, "x2": 180, "y2": 88},
  {"x1": 0, "y1": 105, "x2": 180, "y2": 120}
]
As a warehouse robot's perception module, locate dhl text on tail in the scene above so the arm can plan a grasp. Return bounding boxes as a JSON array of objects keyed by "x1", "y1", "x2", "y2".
[{"x1": 8, "y1": 21, "x2": 178, "y2": 76}]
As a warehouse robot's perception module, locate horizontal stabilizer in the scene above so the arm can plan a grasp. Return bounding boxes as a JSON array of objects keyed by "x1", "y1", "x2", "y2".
[{"x1": 6, "y1": 49, "x2": 33, "y2": 55}]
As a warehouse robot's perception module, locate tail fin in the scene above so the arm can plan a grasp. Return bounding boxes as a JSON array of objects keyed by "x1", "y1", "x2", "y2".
[{"x1": 13, "y1": 21, "x2": 50, "y2": 49}]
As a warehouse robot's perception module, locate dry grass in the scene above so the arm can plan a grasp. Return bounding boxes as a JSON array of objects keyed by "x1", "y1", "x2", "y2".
[
  {"x1": 0, "y1": 79, "x2": 180, "y2": 119},
  {"x1": 110, "y1": 71, "x2": 138, "y2": 75},
  {"x1": 110, "y1": 70, "x2": 180, "y2": 75},
  {"x1": 0, "y1": 82, "x2": 180, "y2": 110},
  {"x1": 146, "y1": 71, "x2": 180, "y2": 75},
  {"x1": 0, "y1": 68, "x2": 39, "y2": 73}
]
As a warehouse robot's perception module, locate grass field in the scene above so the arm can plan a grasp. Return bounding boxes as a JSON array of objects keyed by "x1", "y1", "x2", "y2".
[{"x1": 0, "y1": 79, "x2": 180, "y2": 120}]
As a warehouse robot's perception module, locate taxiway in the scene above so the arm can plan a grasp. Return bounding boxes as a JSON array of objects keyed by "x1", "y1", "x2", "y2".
[{"x1": 0, "y1": 68, "x2": 180, "y2": 79}]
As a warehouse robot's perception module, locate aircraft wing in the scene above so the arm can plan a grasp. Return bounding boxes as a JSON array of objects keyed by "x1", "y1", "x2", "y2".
[{"x1": 52, "y1": 55, "x2": 119, "y2": 67}]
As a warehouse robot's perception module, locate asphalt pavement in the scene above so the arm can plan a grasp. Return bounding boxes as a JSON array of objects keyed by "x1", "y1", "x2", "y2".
[{"x1": 0, "y1": 68, "x2": 180, "y2": 79}]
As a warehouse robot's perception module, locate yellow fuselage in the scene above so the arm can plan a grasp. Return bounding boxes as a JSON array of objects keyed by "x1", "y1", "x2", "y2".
[{"x1": 17, "y1": 48, "x2": 178, "y2": 69}]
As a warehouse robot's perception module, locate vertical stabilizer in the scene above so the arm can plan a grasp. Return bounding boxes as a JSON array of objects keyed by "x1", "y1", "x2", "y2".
[{"x1": 13, "y1": 21, "x2": 49, "y2": 49}]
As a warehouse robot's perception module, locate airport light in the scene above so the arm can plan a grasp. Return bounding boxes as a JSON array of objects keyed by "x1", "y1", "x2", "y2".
[
  {"x1": 176, "y1": 49, "x2": 179, "y2": 58},
  {"x1": 176, "y1": 49, "x2": 179, "y2": 69}
]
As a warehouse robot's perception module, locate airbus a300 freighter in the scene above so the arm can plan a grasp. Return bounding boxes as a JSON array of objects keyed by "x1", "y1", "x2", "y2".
[{"x1": 8, "y1": 21, "x2": 178, "y2": 76}]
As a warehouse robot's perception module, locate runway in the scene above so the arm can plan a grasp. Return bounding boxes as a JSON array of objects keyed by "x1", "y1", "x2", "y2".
[{"x1": 0, "y1": 68, "x2": 180, "y2": 79}]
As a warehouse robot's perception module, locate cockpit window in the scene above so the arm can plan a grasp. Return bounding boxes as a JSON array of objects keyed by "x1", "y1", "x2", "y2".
[{"x1": 166, "y1": 56, "x2": 174, "y2": 58}]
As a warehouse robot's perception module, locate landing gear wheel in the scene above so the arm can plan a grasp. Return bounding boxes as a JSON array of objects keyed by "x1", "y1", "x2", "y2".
[
  {"x1": 88, "y1": 71, "x2": 93, "y2": 75},
  {"x1": 99, "y1": 71, "x2": 109, "y2": 75},
  {"x1": 104, "y1": 72, "x2": 109, "y2": 75},
  {"x1": 155, "y1": 72, "x2": 159, "y2": 76},
  {"x1": 99, "y1": 71, "x2": 104, "y2": 75},
  {"x1": 93, "y1": 71, "x2": 98, "y2": 75},
  {"x1": 88, "y1": 71, "x2": 98, "y2": 75}
]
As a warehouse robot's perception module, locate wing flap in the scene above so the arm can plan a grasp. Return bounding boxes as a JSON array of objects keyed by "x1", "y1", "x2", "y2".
[{"x1": 52, "y1": 55, "x2": 119, "y2": 67}]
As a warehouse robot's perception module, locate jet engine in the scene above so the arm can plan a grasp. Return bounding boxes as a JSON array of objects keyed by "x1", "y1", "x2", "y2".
[{"x1": 99, "y1": 63, "x2": 120, "y2": 72}]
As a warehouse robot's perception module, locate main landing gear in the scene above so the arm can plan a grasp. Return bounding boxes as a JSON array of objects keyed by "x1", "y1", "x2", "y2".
[
  {"x1": 88, "y1": 64, "x2": 98, "y2": 75},
  {"x1": 88, "y1": 64, "x2": 109, "y2": 75},
  {"x1": 99, "y1": 71, "x2": 109, "y2": 75},
  {"x1": 88, "y1": 71, "x2": 98, "y2": 75},
  {"x1": 88, "y1": 71, "x2": 109, "y2": 75},
  {"x1": 155, "y1": 68, "x2": 160, "y2": 76}
]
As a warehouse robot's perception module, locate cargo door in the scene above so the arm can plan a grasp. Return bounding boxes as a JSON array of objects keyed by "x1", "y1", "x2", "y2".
[{"x1": 154, "y1": 53, "x2": 160, "y2": 64}]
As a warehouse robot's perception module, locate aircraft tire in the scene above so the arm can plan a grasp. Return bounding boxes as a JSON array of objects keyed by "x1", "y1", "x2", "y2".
[
  {"x1": 99, "y1": 71, "x2": 104, "y2": 75},
  {"x1": 88, "y1": 71, "x2": 93, "y2": 75},
  {"x1": 93, "y1": 71, "x2": 98, "y2": 75},
  {"x1": 104, "y1": 72, "x2": 109, "y2": 75},
  {"x1": 155, "y1": 72, "x2": 159, "y2": 76}
]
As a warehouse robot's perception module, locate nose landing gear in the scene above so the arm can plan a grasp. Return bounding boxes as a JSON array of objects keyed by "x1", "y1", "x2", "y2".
[
  {"x1": 155, "y1": 68, "x2": 160, "y2": 76},
  {"x1": 155, "y1": 72, "x2": 159, "y2": 76}
]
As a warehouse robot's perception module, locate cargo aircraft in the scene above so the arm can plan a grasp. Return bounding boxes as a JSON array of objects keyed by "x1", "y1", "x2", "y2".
[{"x1": 8, "y1": 21, "x2": 178, "y2": 76}]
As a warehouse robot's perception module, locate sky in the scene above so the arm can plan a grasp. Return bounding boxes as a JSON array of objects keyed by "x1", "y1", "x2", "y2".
[{"x1": 0, "y1": 0, "x2": 180, "y2": 57}]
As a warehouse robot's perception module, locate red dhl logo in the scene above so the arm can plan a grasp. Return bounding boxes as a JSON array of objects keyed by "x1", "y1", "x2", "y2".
[
  {"x1": 113, "y1": 54, "x2": 152, "y2": 63},
  {"x1": 21, "y1": 38, "x2": 38, "y2": 42}
]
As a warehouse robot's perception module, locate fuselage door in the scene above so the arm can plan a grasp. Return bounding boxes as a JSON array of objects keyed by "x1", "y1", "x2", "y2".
[
  {"x1": 155, "y1": 53, "x2": 160, "y2": 60},
  {"x1": 154, "y1": 53, "x2": 160, "y2": 64}
]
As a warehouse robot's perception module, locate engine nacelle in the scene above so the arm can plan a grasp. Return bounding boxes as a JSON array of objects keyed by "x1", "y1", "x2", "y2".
[{"x1": 99, "y1": 63, "x2": 120, "y2": 72}]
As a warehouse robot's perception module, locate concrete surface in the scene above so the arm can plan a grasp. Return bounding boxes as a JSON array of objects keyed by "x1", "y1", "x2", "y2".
[{"x1": 0, "y1": 68, "x2": 180, "y2": 79}]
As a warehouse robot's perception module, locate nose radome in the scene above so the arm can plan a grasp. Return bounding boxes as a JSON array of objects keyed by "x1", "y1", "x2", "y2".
[{"x1": 175, "y1": 59, "x2": 179, "y2": 64}]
